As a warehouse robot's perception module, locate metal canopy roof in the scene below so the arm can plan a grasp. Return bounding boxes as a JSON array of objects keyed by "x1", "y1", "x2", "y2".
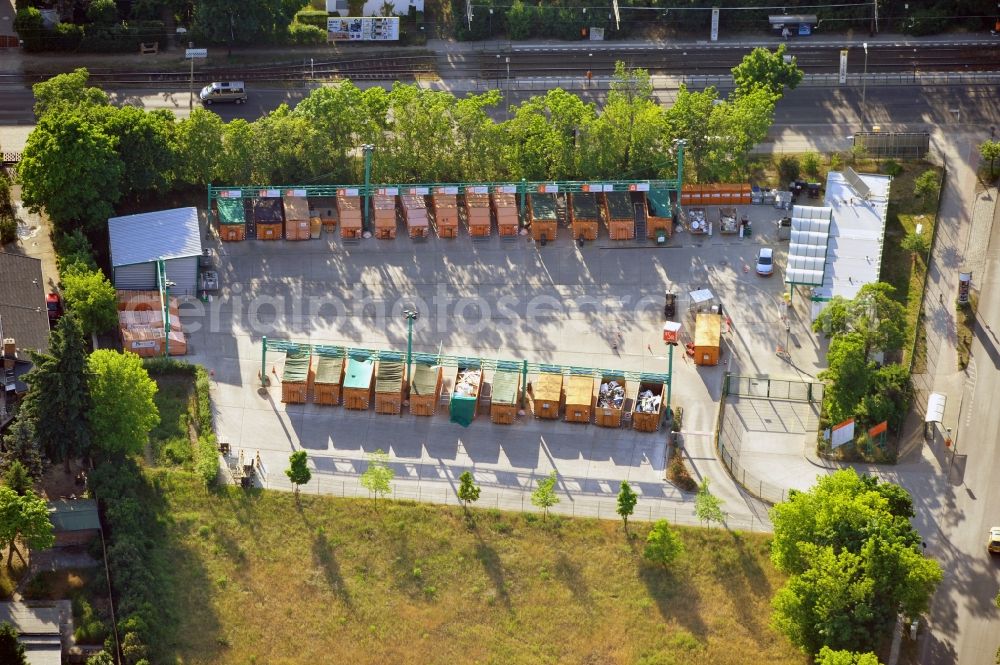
[{"x1": 108, "y1": 207, "x2": 202, "y2": 268}]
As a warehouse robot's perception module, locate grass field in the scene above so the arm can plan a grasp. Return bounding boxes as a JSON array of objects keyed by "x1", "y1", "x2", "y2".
[
  {"x1": 151, "y1": 471, "x2": 806, "y2": 665},
  {"x1": 148, "y1": 373, "x2": 195, "y2": 466}
]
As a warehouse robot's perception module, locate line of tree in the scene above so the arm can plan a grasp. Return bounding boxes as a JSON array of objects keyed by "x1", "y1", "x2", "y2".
[{"x1": 19, "y1": 49, "x2": 800, "y2": 238}]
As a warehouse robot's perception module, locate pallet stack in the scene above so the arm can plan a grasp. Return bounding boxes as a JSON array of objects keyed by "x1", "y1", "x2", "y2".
[
  {"x1": 116, "y1": 290, "x2": 186, "y2": 357},
  {"x1": 283, "y1": 197, "x2": 311, "y2": 241},
  {"x1": 400, "y1": 194, "x2": 429, "y2": 239},
  {"x1": 491, "y1": 192, "x2": 519, "y2": 237},
  {"x1": 373, "y1": 194, "x2": 397, "y2": 239},
  {"x1": 336, "y1": 191, "x2": 363, "y2": 240},
  {"x1": 431, "y1": 192, "x2": 459, "y2": 239},
  {"x1": 464, "y1": 192, "x2": 492, "y2": 238}
]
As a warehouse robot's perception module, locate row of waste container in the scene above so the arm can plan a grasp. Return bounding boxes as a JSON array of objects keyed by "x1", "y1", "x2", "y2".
[{"x1": 279, "y1": 351, "x2": 670, "y2": 432}]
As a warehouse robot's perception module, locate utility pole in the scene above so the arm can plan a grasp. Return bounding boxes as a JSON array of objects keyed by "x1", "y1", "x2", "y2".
[
  {"x1": 861, "y1": 42, "x2": 869, "y2": 132},
  {"x1": 403, "y1": 308, "x2": 419, "y2": 387},
  {"x1": 362, "y1": 144, "x2": 375, "y2": 233},
  {"x1": 188, "y1": 42, "x2": 195, "y2": 110},
  {"x1": 505, "y1": 56, "x2": 511, "y2": 121}
]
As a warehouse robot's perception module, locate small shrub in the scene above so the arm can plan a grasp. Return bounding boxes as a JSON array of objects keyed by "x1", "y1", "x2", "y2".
[
  {"x1": 882, "y1": 159, "x2": 903, "y2": 177},
  {"x1": 667, "y1": 452, "x2": 697, "y2": 492},
  {"x1": 294, "y1": 8, "x2": 329, "y2": 29},
  {"x1": 72, "y1": 595, "x2": 108, "y2": 644},
  {"x1": 830, "y1": 152, "x2": 845, "y2": 171},
  {"x1": 801, "y1": 152, "x2": 820, "y2": 178},
  {"x1": 671, "y1": 406, "x2": 683, "y2": 433},
  {"x1": 0, "y1": 216, "x2": 15, "y2": 246},
  {"x1": 13, "y1": 7, "x2": 44, "y2": 51},
  {"x1": 287, "y1": 22, "x2": 326, "y2": 45},
  {"x1": 87, "y1": 0, "x2": 118, "y2": 25},
  {"x1": 778, "y1": 156, "x2": 800, "y2": 184}
]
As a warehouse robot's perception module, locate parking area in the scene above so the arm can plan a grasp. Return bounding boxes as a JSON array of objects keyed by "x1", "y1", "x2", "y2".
[{"x1": 180, "y1": 200, "x2": 826, "y2": 517}]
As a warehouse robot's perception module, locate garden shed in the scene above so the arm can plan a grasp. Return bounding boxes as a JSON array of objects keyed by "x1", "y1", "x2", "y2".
[
  {"x1": 409, "y1": 362, "x2": 443, "y2": 415},
  {"x1": 216, "y1": 197, "x2": 246, "y2": 242},
  {"x1": 595, "y1": 375, "x2": 626, "y2": 428},
  {"x1": 108, "y1": 207, "x2": 202, "y2": 296},
  {"x1": 313, "y1": 353, "x2": 345, "y2": 405},
  {"x1": 374, "y1": 354, "x2": 405, "y2": 414},
  {"x1": 491, "y1": 191, "x2": 519, "y2": 237},
  {"x1": 529, "y1": 371, "x2": 563, "y2": 419},
  {"x1": 343, "y1": 355, "x2": 375, "y2": 409},
  {"x1": 632, "y1": 380, "x2": 665, "y2": 432},
  {"x1": 464, "y1": 192, "x2": 492, "y2": 237},
  {"x1": 280, "y1": 351, "x2": 311, "y2": 403},
  {"x1": 528, "y1": 193, "x2": 559, "y2": 242},
  {"x1": 450, "y1": 363, "x2": 482, "y2": 427},
  {"x1": 564, "y1": 373, "x2": 595, "y2": 424},
  {"x1": 254, "y1": 198, "x2": 284, "y2": 240},
  {"x1": 569, "y1": 193, "x2": 600, "y2": 241},
  {"x1": 431, "y1": 193, "x2": 459, "y2": 238},
  {"x1": 489, "y1": 365, "x2": 520, "y2": 425},
  {"x1": 603, "y1": 192, "x2": 635, "y2": 240}
]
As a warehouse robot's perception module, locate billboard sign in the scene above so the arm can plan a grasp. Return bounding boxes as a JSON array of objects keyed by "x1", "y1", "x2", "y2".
[
  {"x1": 958, "y1": 272, "x2": 972, "y2": 304},
  {"x1": 830, "y1": 418, "x2": 855, "y2": 448},
  {"x1": 710, "y1": 8, "x2": 719, "y2": 41},
  {"x1": 328, "y1": 17, "x2": 400, "y2": 41},
  {"x1": 839, "y1": 49, "x2": 848, "y2": 84}
]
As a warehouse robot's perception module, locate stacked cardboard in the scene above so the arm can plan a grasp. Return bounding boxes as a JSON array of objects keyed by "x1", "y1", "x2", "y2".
[
  {"x1": 217, "y1": 198, "x2": 246, "y2": 242},
  {"x1": 491, "y1": 192, "x2": 519, "y2": 237},
  {"x1": 464, "y1": 193, "x2": 492, "y2": 237},
  {"x1": 117, "y1": 290, "x2": 186, "y2": 357},
  {"x1": 373, "y1": 194, "x2": 397, "y2": 239},
  {"x1": 282, "y1": 197, "x2": 310, "y2": 241},
  {"x1": 569, "y1": 193, "x2": 600, "y2": 241},
  {"x1": 336, "y1": 192, "x2": 363, "y2": 240},
  {"x1": 254, "y1": 198, "x2": 284, "y2": 240},
  {"x1": 121, "y1": 328, "x2": 187, "y2": 357},
  {"x1": 528, "y1": 193, "x2": 559, "y2": 242},
  {"x1": 602, "y1": 192, "x2": 635, "y2": 241},
  {"x1": 400, "y1": 194, "x2": 429, "y2": 239},
  {"x1": 310, "y1": 197, "x2": 338, "y2": 233},
  {"x1": 431, "y1": 194, "x2": 459, "y2": 238}
]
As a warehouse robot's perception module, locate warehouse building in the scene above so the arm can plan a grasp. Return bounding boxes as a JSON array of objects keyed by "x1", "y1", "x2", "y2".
[{"x1": 108, "y1": 207, "x2": 202, "y2": 296}]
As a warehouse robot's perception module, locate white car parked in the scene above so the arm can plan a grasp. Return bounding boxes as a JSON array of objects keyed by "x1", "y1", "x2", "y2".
[{"x1": 756, "y1": 247, "x2": 774, "y2": 276}]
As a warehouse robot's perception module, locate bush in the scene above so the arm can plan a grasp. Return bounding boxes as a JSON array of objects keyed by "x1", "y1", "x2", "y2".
[
  {"x1": 13, "y1": 7, "x2": 43, "y2": 51},
  {"x1": 830, "y1": 152, "x2": 844, "y2": 171},
  {"x1": 777, "y1": 156, "x2": 800, "y2": 184},
  {"x1": 0, "y1": 216, "x2": 15, "y2": 246},
  {"x1": 801, "y1": 152, "x2": 820, "y2": 178},
  {"x1": 882, "y1": 159, "x2": 903, "y2": 177},
  {"x1": 671, "y1": 406, "x2": 683, "y2": 433},
  {"x1": 287, "y1": 22, "x2": 326, "y2": 45},
  {"x1": 49, "y1": 22, "x2": 84, "y2": 50},
  {"x1": 54, "y1": 229, "x2": 98, "y2": 273},
  {"x1": 72, "y1": 595, "x2": 108, "y2": 644},
  {"x1": 87, "y1": 0, "x2": 119, "y2": 25},
  {"x1": 294, "y1": 8, "x2": 329, "y2": 29},
  {"x1": 667, "y1": 451, "x2": 697, "y2": 492}
]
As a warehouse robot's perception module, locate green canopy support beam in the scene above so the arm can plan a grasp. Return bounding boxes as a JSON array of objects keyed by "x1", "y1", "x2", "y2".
[
  {"x1": 157, "y1": 259, "x2": 171, "y2": 357},
  {"x1": 260, "y1": 335, "x2": 268, "y2": 386},
  {"x1": 665, "y1": 342, "x2": 675, "y2": 415},
  {"x1": 520, "y1": 359, "x2": 529, "y2": 408},
  {"x1": 362, "y1": 144, "x2": 375, "y2": 233}
]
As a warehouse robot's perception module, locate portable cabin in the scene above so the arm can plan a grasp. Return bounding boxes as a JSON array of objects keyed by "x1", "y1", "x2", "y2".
[
  {"x1": 449, "y1": 364, "x2": 482, "y2": 427},
  {"x1": 309, "y1": 196, "x2": 338, "y2": 234},
  {"x1": 409, "y1": 362, "x2": 442, "y2": 416},
  {"x1": 313, "y1": 353, "x2": 345, "y2": 405},
  {"x1": 464, "y1": 192, "x2": 492, "y2": 237},
  {"x1": 632, "y1": 380, "x2": 665, "y2": 432},
  {"x1": 602, "y1": 192, "x2": 635, "y2": 240},
  {"x1": 336, "y1": 191, "x2": 363, "y2": 240},
  {"x1": 529, "y1": 371, "x2": 563, "y2": 419},
  {"x1": 254, "y1": 198, "x2": 284, "y2": 240},
  {"x1": 374, "y1": 354, "x2": 405, "y2": 414},
  {"x1": 282, "y1": 196, "x2": 310, "y2": 241},
  {"x1": 280, "y1": 351, "x2": 311, "y2": 404},
  {"x1": 564, "y1": 373, "x2": 595, "y2": 424},
  {"x1": 216, "y1": 198, "x2": 246, "y2": 242},
  {"x1": 595, "y1": 375, "x2": 626, "y2": 428},
  {"x1": 372, "y1": 194, "x2": 397, "y2": 239},
  {"x1": 569, "y1": 193, "x2": 600, "y2": 241},
  {"x1": 694, "y1": 312, "x2": 722, "y2": 366},
  {"x1": 528, "y1": 193, "x2": 559, "y2": 243},
  {"x1": 342, "y1": 355, "x2": 375, "y2": 410},
  {"x1": 489, "y1": 366, "x2": 521, "y2": 425},
  {"x1": 491, "y1": 192, "x2": 519, "y2": 237},
  {"x1": 400, "y1": 194, "x2": 429, "y2": 239},
  {"x1": 431, "y1": 193, "x2": 459, "y2": 239}
]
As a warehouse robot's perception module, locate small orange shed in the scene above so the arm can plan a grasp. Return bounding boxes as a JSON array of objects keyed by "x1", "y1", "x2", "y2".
[{"x1": 694, "y1": 312, "x2": 721, "y2": 366}]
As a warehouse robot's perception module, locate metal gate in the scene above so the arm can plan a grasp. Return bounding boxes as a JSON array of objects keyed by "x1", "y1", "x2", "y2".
[
  {"x1": 725, "y1": 374, "x2": 823, "y2": 403},
  {"x1": 853, "y1": 132, "x2": 930, "y2": 159}
]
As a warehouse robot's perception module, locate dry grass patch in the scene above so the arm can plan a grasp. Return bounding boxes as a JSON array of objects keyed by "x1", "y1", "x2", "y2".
[{"x1": 154, "y1": 471, "x2": 806, "y2": 665}]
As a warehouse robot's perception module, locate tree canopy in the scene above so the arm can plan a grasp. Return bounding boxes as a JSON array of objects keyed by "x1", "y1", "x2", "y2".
[
  {"x1": 360, "y1": 449, "x2": 394, "y2": 509},
  {"x1": 285, "y1": 450, "x2": 311, "y2": 493},
  {"x1": 769, "y1": 469, "x2": 941, "y2": 655},
  {"x1": 0, "y1": 486, "x2": 54, "y2": 568},
  {"x1": 530, "y1": 471, "x2": 560, "y2": 518},
  {"x1": 643, "y1": 519, "x2": 683, "y2": 568},
  {"x1": 60, "y1": 263, "x2": 118, "y2": 336},
  {"x1": 0, "y1": 622, "x2": 27, "y2": 665},
  {"x1": 731, "y1": 44, "x2": 804, "y2": 98},
  {"x1": 87, "y1": 350, "x2": 160, "y2": 458}
]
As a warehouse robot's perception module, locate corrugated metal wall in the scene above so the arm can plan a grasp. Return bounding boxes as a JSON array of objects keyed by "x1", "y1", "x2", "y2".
[{"x1": 114, "y1": 263, "x2": 156, "y2": 291}]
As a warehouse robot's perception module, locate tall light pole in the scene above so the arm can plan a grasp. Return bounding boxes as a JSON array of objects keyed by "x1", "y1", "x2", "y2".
[
  {"x1": 188, "y1": 41, "x2": 195, "y2": 110},
  {"x1": 362, "y1": 144, "x2": 374, "y2": 234},
  {"x1": 496, "y1": 53, "x2": 501, "y2": 90},
  {"x1": 860, "y1": 41, "x2": 869, "y2": 132},
  {"x1": 403, "y1": 308, "x2": 419, "y2": 386},
  {"x1": 505, "y1": 56, "x2": 510, "y2": 121}
]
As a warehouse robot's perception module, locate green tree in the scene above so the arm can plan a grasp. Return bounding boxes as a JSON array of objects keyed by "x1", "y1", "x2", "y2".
[
  {"x1": 819, "y1": 332, "x2": 872, "y2": 426},
  {"x1": 293, "y1": 82, "x2": 382, "y2": 182},
  {"x1": 857, "y1": 363, "x2": 913, "y2": 433},
  {"x1": 731, "y1": 44, "x2": 804, "y2": 98},
  {"x1": 0, "y1": 622, "x2": 27, "y2": 665},
  {"x1": 285, "y1": 450, "x2": 311, "y2": 494},
  {"x1": 802, "y1": 152, "x2": 822, "y2": 178},
  {"x1": 217, "y1": 119, "x2": 256, "y2": 184},
  {"x1": 506, "y1": 0, "x2": 533, "y2": 39},
  {"x1": 813, "y1": 282, "x2": 908, "y2": 359},
  {"x1": 86, "y1": 0, "x2": 118, "y2": 24},
  {"x1": 530, "y1": 470, "x2": 560, "y2": 518},
  {"x1": 174, "y1": 109, "x2": 224, "y2": 186},
  {"x1": 616, "y1": 480, "x2": 637, "y2": 531},
  {"x1": 814, "y1": 647, "x2": 883, "y2": 665},
  {"x1": 504, "y1": 88, "x2": 595, "y2": 180},
  {"x1": 450, "y1": 90, "x2": 505, "y2": 182},
  {"x1": 18, "y1": 109, "x2": 122, "y2": 232},
  {"x1": 100, "y1": 106, "x2": 176, "y2": 197},
  {"x1": 980, "y1": 139, "x2": 1000, "y2": 177},
  {"x1": 0, "y1": 487, "x2": 55, "y2": 568},
  {"x1": 457, "y1": 470, "x2": 481, "y2": 507},
  {"x1": 87, "y1": 350, "x2": 160, "y2": 458},
  {"x1": 0, "y1": 418, "x2": 44, "y2": 481},
  {"x1": 32, "y1": 69, "x2": 109, "y2": 118},
  {"x1": 3, "y1": 461, "x2": 31, "y2": 496},
  {"x1": 60, "y1": 264, "x2": 117, "y2": 336},
  {"x1": 193, "y1": 0, "x2": 296, "y2": 47},
  {"x1": 769, "y1": 469, "x2": 941, "y2": 654},
  {"x1": 900, "y1": 230, "x2": 931, "y2": 265},
  {"x1": 665, "y1": 84, "x2": 720, "y2": 182},
  {"x1": 914, "y1": 169, "x2": 941, "y2": 208},
  {"x1": 694, "y1": 477, "x2": 724, "y2": 528},
  {"x1": 20, "y1": 314, "x2": 91, "y2": 472},
  {"x1": 643, "y1": 519, "x2": 683, "y2": 568},
  {"x1": 360, "y1": 449, "x2": 394, "y2": 509},
  {"x1": 86, "y1": 651, "x2": 115, "y2": 665}
]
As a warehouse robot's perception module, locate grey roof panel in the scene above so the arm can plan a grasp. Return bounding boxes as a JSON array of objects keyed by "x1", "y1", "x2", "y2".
[
  {"x1": 0, "y1": 252, "x2": 50, "y2": 354},
  {"x1": 108, "y1": 207, "x2": 202, "y2": 268}
]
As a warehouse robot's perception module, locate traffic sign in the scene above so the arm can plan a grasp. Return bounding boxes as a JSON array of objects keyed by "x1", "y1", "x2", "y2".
[{"x1": 185, "y1": 48, "x2": 208, "y2": 59}]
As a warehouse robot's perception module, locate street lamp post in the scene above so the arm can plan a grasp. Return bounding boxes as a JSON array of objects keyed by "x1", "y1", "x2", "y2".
[
  {"x1": 860, "y1": 42, "x2": 869, "y2": 132},
  {"x1": 362, "y1": 144, "x2": 375, "y2": 233},
  {"x1": 505, "y1": 56, "x2": 511, "y2": 121},
  {"x1": 403, "y1": 309, "x2": 419, "y2": 387},
  {"x1": 496, "y1": 54, "x2": 501, "y2": 90},
  {"x1": 188, "y1": 41, "x2": 195, "y2": 110}
]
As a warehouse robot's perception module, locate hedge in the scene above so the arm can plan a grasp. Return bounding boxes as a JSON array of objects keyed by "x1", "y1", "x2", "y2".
[{"x1": 294, "y1": 8, "x2": 329, "y2": 29}]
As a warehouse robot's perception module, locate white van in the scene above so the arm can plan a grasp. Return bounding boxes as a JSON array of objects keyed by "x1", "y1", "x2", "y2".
[{"x1": 199, "y1": 81, "x2": 247, "y2": 105}]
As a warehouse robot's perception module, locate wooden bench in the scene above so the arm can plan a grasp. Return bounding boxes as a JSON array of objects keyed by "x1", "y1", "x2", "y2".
[{"x1": 139, "y1": 41, "x2": 158, "y2": 55}]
